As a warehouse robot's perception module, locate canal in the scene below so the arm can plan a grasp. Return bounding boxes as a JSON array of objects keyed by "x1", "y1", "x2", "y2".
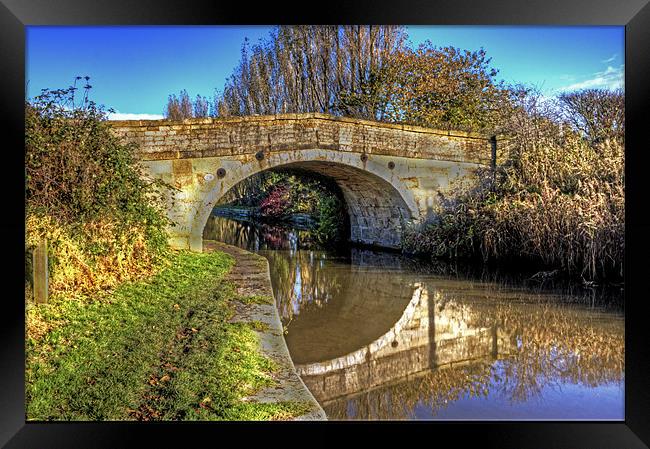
[{"x1": 203, "y1": 213, "x2": 624, "y2": 420}]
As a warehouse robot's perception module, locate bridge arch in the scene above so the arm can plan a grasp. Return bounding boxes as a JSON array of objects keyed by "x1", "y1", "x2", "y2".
[{"x1": 190, "y1": 148, "x2": 420, "y2": 250}]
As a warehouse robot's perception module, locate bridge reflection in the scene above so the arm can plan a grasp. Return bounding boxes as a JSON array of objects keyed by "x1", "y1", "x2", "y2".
[
  {"x1": 294, "y1": 279, "x2": 623, "y2": 418},
  {"x1": 294, "y1": 284, "x2": 510, "y2": 403},
  {"x1": 203, "y1": 215, "x2": 624, "y2": 419}
]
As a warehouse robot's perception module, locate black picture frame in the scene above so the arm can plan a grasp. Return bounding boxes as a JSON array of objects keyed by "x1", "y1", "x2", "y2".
[{"x1": 2, "y1": 0, "x2": 649, "y2": 447}]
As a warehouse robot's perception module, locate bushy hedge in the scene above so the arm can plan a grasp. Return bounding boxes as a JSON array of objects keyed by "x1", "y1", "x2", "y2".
[{"x1": 26, "y1": 83, "x2": 172, "y2": 297}]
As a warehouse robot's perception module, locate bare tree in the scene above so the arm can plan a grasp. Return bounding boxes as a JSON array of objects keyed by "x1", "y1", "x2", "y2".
[
  {"x1": 165, "y1": 89, "x2": 210, "y2": 120},
  {"x1": 178, "y1": 89, "x2": 192, "y2": 118},
  {"x1": 558, "y1": 88, "x2": 624, "y2": 143},
  {"x1": 164, "y1": 93, "x2": 182, "y2": 120},
  {"x1": 215, "y1": 26, "x2": 407, "y2": 120},
  {"x1": 193, "y1": 94, "x2": 209, "y2": 118}
]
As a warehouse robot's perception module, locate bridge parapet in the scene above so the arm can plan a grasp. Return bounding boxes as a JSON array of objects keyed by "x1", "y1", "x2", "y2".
[{"x1": 108, "y1": 113, "x2": 495, "y2": 165}]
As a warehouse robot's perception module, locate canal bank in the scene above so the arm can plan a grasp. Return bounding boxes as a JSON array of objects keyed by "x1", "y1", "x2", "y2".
[
  {"x1": 26, "y1": 245, "x2": 326, "y2": 421},
  {"x1": 203, "y1": 240, "x2": 326, "y2": 420}
]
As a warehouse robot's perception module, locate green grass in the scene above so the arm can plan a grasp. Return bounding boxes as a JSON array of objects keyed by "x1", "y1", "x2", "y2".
[
  {"x1": 238, "y1": 294, "x2": 274, "y2": 305},
  {"x1": 26, "y1": 250, "x2": 310, "y2": 421},
  {"x1": 248, "y1": 320, "x2": 271, "y2": 332}
]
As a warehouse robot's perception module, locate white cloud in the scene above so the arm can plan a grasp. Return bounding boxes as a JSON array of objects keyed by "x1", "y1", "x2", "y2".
[
  {"x1": 107, "y1": 111, "x2": 165, "y2": 121},
  {"x1": 601, "y1": 54, "x2": 617, "y2": 63},
  {"x1": 557, "y1": 64, "x2": 624, "y2": 92}
]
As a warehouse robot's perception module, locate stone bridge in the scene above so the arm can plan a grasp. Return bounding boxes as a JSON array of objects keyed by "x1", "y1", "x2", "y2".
[{"x1": 108, "y1": 113, "x2": 499, "y2": 251}]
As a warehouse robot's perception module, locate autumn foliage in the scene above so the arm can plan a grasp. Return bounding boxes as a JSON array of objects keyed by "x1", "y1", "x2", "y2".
[
  {"x1": 374, "y1": 43, "x2": 509, "y2": 131},
  {"x1": 259, "y1": 185, "x2": 291, "y2": 218},
  {"x1": 403, "y1": 88, "x2": 624, "y2": 281},
  {"x1": 26, "y1": 82, "x2": 171, "y2": 298}
]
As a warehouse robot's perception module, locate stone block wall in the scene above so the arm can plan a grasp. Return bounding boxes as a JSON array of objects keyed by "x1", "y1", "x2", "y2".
[{"x1": 109, "y1": 113, "x2": 494, "y2": 164}]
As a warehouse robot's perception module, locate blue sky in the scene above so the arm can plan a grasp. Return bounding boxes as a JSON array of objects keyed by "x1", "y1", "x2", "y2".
[{"x1": 26, "y1": 26, "x2": 624, "y2": 120}]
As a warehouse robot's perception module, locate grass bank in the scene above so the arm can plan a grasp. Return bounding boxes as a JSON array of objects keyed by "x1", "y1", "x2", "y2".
[{"x1": 26, "y1": 250, "x2": 310, "y2": 421}]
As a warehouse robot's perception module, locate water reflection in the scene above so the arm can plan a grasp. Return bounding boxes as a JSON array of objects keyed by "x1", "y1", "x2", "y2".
[{"x1": 203, "y1": 214, "x2": 624, "y2": 420}]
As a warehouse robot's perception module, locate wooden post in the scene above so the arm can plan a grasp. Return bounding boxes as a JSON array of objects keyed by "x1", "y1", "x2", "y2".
[
  {"x1": 490, "y1": 135, "x2": 498, "y2": 186},
  {"x1": 32, "y1": 239, "x2": 48, "y2": 304}
]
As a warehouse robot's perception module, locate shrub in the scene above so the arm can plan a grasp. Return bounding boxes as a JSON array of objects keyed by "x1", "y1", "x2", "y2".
[
  {"x1": 403, "y1": 88, "x2": 624, "y2": 281},
  {"x1": 259, "y1": 185, "x2": 291, "y2": 218},
  {"x1": 25, "y1": 81, "x2": 172, "y2": 298},
  {"x1": 314, "y1": 194, "x2": 347, "y2": 245}
]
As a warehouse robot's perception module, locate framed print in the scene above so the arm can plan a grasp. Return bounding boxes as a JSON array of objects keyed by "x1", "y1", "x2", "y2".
[{"x1": 3, "y1": 0, "x2": 650, "y2": 447}]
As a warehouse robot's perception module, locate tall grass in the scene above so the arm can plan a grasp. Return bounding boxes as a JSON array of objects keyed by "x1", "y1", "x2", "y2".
[
  {"x1": 26, "y1": 215, "x2": 170, "y2": 298},
  {"x1": 403, "y1": 88, "x2": 624, "y2": 281}
]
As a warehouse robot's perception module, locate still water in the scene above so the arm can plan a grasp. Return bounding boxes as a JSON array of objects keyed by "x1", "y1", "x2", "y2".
[{"x1": 203, "y1": 214, "x2": 625, "y2": 420}]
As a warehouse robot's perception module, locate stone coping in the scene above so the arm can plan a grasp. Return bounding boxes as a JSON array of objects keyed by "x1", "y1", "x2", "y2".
[
  {"x1": 107, "y1": 112, "x2": 494, "y2": 141},
  {"x1": 202, "y1": 240, "x2": 326, "y2": 421}
]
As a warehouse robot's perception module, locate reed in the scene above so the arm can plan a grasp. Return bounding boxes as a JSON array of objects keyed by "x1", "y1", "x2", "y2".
[{"x1": 404, "y1": 89, "x2": 624, "y2": 281}]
